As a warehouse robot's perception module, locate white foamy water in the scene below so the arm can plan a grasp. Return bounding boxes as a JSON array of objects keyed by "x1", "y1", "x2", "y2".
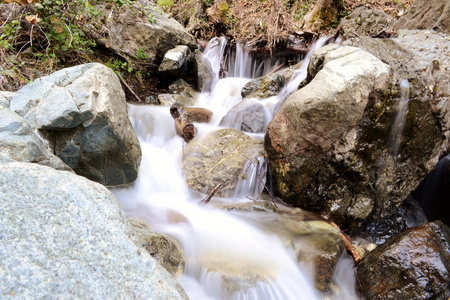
[
  {"x1": 390, "y1": 79, "x2": 411, "y2": 158},
  {"x1": 113, "y1": 37, "x2": 360, "y2": 299}
]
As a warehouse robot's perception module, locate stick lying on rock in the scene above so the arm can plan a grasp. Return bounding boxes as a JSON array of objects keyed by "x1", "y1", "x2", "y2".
[
  {"x1": 170, "y1": 103, "x2": 213, "y2": 142},
  {"x1": 321, "y1": 215, "x2": 362, "y2": 264}
]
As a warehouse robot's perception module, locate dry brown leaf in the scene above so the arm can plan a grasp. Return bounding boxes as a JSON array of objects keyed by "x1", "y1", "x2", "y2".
[
  {"x1": 25, "y1": 14, "x2": 41, "y2": 24},
  {"x1": 55, "y1": 24, "x2": 64, "y2": 33},
  {"x1": 0, "y1": 20, "x2": 3, "y2": 26},
  {"x1": 50, "y1": 15, "x2": 59, "y2": 24}
]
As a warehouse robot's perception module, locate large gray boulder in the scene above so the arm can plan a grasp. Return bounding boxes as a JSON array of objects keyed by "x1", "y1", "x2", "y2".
[
  {"x1": 0, "y1": 162, "x2": 187, "y2": 299},
  {"x1": 357, "y1": 221, "x2": 450, "y2": 299},
  {"x1": 10, "y1": 63, "x2": 142, "y2": 187},
  {"x1": 342, "y1": 30, "x2": 450, "y2": 225},
  {"x1": 104, "y1": 1, "x2": 197, "y2": 65},
  {"x1": 265, "y1": 44, "x2": 391, "y2": 232},
  {"x1": 0, "y1": 107, "x2": 69, "y2": 170},
  {"x1": 183, "y1": 129, "x2": 266, "y2": 197}
]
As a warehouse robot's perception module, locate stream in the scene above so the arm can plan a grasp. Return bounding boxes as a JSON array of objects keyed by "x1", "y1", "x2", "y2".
[{"x1": 113, "y1": 37, "x2": 360, "y2": 300}]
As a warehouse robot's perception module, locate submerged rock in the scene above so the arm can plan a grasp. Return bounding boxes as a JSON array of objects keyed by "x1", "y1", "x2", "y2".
[
  {"x1": 10, "y1": 63, "x2": 142, "y2": 187},
  {"x1": 183, "y1": 129, "x2": 266, "y2": 197},
  {"x1": 357, "y1": 221, "x2": 450, "y2": 299},
  {"x1": 0, "y1": 162, "x2": 188, "y2": 299},
  {"x1": 221, "y1": 201, "x2": 345, "y2": 292}
]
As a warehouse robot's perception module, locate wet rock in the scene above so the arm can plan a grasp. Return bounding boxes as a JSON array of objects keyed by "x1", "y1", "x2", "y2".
[
  {"x1": 10, "y1": 63, "x2": 142, "y2": 187},
  {"x1": 219, "y1": 99, "x2": 267, "y2": 133},
  {"x1": 168, "y1": 78, "x2": 199, "y2": 100},
  {"x1": 357, "y1": 221, "x2": 450, "y2": 299},
  {"x1": 170, "y1": 103, "x2": 213, "y2": 142},
  {"x1": 158, "y1": 45, "x2": 192, "y2": 78},
  {"x1": 337, "y1": 30, "x2": 450, "y2": 228},
  {"x1": 283, "y1": 218, "x2": 345, "y2": 292},
  {"x1": 0, "y1": 162, "x2": 188, "y2": 299},
  {"x1": 129, "y1": 219, "x2": 185, "y2": 277},
  {"x1": 389, "y1": 0, "x2": 450, "y2": 34},
  {"x1": 411, "y1": 154, "x2": 450, "y2": 228},
  {"x1": 241, "y1": 73, "x2": 285, "y2": 99},
  {"x1": 194, "y1": 49, "x2": 214, "y2": 92},
  {"x1": 338, "y1": 7, "x2": 393, "y2": 38},
  {"x1": 361, "y1": 197, "x2": 427, "y2": 245},
  {"x1": 221, "y1": 201, "x2": 345, "y2": 292},
  {"x1": 158, "y1": 93, "x2": 194, "y2": 106},
  {"x1": 266, "y1": 44, "x2": 390, "y2": 232},
  {"x1": 183, "y1": 129, "x2": 265, "y2": 197},
  {"x1": 0, "y1": 107, "x2": 70, "y2": 171},
  {"x1": 104, "y1": 1, "x2": 196, "y2": 65}
]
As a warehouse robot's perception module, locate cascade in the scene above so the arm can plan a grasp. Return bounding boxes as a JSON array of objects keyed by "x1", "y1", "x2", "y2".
[
  {"x1": 390, "y1": 79, "x2": 411, "y2": 158},
  {"x1": 113, "y1": 37, "x2": 359, "y2": 299}
]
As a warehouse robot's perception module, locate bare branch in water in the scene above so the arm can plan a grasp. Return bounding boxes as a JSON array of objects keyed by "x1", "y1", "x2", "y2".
[{"x1": 200, "y1": 183, "x2": 222, "y2": 205}]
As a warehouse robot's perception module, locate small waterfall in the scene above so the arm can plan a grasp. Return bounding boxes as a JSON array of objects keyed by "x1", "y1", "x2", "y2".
[
  {"x1": 203, "y1": 37, "x2": 228, "y2": 85},
  {"x1": 234, "y1": 154, "x2": 268, "y2": 199},
  {"x1": 113, "y1": 36, "x2": 361, "y2": 299},
  {"x1": 390, "y1": 79, "x2": 410, "y2": 158},
  {"x1": 261, "y1": 36, "x2": 330, "y2": 118},
  {"x1": 204, "y1": 38, "x2": 299, "y2": 80}
]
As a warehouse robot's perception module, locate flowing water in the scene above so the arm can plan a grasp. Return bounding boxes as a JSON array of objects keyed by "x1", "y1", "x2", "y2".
[
  {"x1": 390, "y1": 79, "x2": 411, "y2": 158},
  {"x1": 113, "y1": 37, "x2": 359, "y2": 299}
]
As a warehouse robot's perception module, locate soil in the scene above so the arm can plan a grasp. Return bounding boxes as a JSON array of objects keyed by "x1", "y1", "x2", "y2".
[{"x1": 0, "y1": 0, "x2": 413, "y2": 96}]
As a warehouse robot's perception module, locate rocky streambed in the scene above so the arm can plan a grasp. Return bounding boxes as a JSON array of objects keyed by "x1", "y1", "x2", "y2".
[{"x1": 1, "y1": 0, "x2": 450, "y2": 299}]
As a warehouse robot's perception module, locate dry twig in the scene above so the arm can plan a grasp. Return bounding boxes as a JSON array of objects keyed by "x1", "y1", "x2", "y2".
[
  {"x1": 324, "y1": 216, "x2": 362, "y2": 264},
  {"x1": 116, "y1": 72, "x2": 141, "y2": 102},
  {"x1": 200, "y1": 183, "x2": 222, "y2": 205}
]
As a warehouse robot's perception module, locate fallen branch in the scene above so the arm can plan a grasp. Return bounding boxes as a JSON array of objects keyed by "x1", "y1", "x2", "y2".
[
  {"x1": 116, "y1": 72, "x2": 141, "y2": 102},
  {"x1": 200, "y1": 183, "x2": 222, "y2": 205},
  {"x1": 325, "y1": 217, "x2": 362, "y2": 264}
]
